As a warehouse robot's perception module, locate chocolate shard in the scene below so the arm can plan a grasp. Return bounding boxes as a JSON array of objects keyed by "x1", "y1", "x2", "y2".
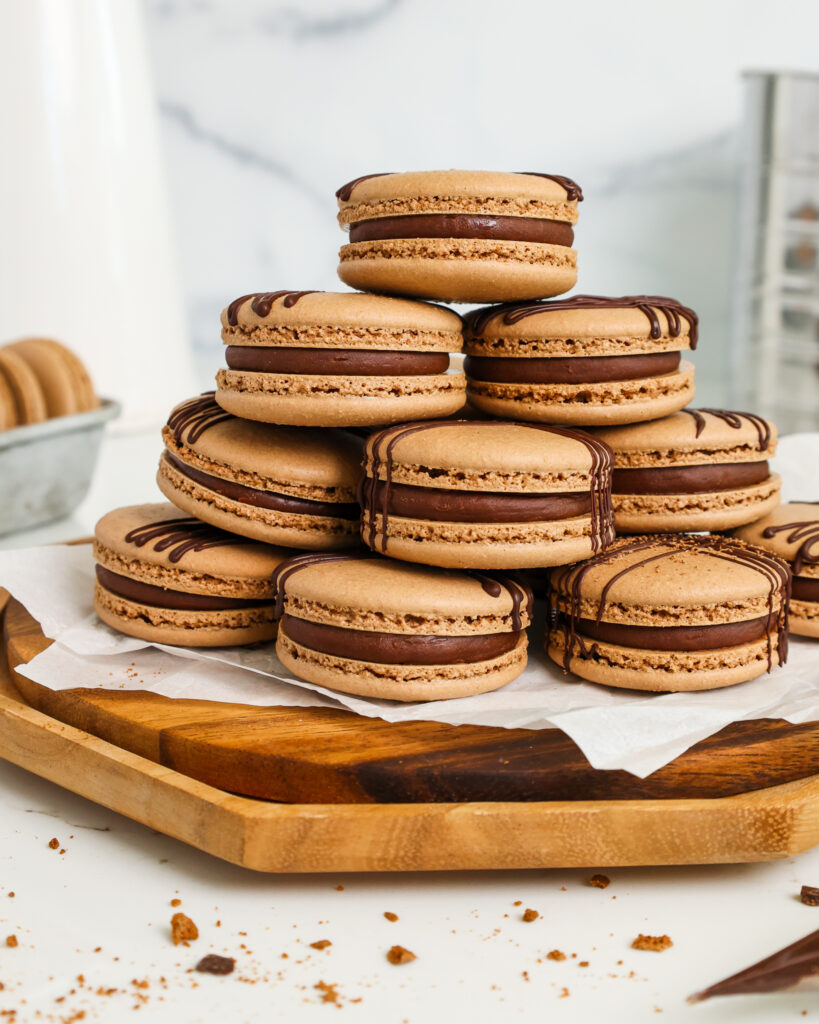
[{"x1": 688, "y1": 928, "x2": 819, "y2": 1002}]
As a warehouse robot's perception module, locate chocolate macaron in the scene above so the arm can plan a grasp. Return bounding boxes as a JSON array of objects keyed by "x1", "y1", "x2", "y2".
[
  {"x1": 158, "y1": 394, "x2": 363, "y2": 549},
  {"x1": 272, "y1": 553, "x2": 532, "y2": 701},
  {"x1": 94, "y1": 503, "x2": 289, "y2": 646},
  {"x1": 463, "y1": 295, "x2": 697, "y2": 425},
  {"x1": 734, "y1": 502, "x2": 819, "y2": 638},
  {"x1": 215, "y1": 290, "x2": 465, "y2": 427},
  {"x1": 336, "y1": 170, "x2": 581, "y2": 303},
  {"x1": 360, "y1": 420, "x2": 614, "y2": 569},
  {"x1": 595, "y1": 409, "x2": 781, "y2": 532},
  {"x1": 548, "y1": 535, "x2": 791, "y2": 691}
]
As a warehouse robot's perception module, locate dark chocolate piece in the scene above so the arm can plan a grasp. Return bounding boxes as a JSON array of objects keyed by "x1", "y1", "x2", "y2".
[
  {"x1": 550, "y1": 536, "x2": 791, "y2": 674},
  {"x1": 465, "y1": 351, "x2": 680, "y2": 385},
  {"x1": 801, "y1": 886, "x2": 819, "y2": 906},
  {"x1": 465, "y1": 295, "x2": 699, "y2": 350},
  {"x1": 689, "y1": 928, "x2": 819, "y2": 1001},
  {"x1": 225, "y1": 291, "x2": 316, "y2": 327},
  {"x1": 348, "y1": 214, "x2": 575, "y2": 245},
  {"x1": 123, "y1": 516, "x2": 252, "y2": 564},
  {"x1": 163, "y1": 452, "x2": 360, "y2": 521},
  {"x1": 96, "y1": 566, "x2": 270, "y2": 611},
  {"x1": 282, "y1": 614, "x2": 520, "y2": 666},
  {"x1": 195, "y1": 954, "x2": 236, "y2": 975},
  {"x1": 561, "y1": 614, "x2": 771, "y2": 652},
  {"x1": 359, "y1": 478, "x2": 591, "y2": 524},
  {"x1": 225, "y1": 346, "x2": 449, "y2": 377},
  {"x1": 612, "y1": 461, "x2": 770, "y2": 495},
  {"x1": 167, "y1": 393, "x2": 232, "y2": 444}
]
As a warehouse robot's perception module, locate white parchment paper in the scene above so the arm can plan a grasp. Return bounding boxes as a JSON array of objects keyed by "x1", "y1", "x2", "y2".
[{"x1": 2, "y1": 433, "x2": 818, "y2": 778}]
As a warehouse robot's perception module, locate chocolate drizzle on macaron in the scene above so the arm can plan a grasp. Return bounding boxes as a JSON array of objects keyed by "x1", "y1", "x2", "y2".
[
  {"x1": 124, "y1": 517, "x2": 252, "y2": 564},
  {"x1": 167, "y1": 393, "x2": 232, "y2": 444},
  {"x1": 225, "y1": 291, "x2": 317, "y2": 326},
  {"x1": 680, "y1": 408, "x2": 772, "y2": 448}
]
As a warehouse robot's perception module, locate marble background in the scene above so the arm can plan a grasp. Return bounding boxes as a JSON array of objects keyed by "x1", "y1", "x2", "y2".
[{"x1": 143, "y1": 0, "x2": 819, "y2": 407}]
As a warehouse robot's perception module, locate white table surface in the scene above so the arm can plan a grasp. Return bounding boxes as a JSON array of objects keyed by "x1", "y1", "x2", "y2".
[{"x1": 1, "y1": 425, "x2": 818, "y2": 1024}]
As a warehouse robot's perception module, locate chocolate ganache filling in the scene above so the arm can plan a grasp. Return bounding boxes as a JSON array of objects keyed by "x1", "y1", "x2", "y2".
[
  {"x1": 348, "y1": 214, "x2": 574, "y2": 246},
  {"x1": 96, "y1": 566, "x2": 270, "y2": 611},
  {"x1": 792, "y1": 575, "x2": 819, "y2": 601},
  {"x1": 225, "y1": 346, "x2": 449, "y2": 377},
  {"x1": 612, "y1": 461, "x2": 771, "y2": 495},
  {"x1": 281, "y1": 614, "x2": 520, "y2": 665},
  {"x1": 359, "y1": 478, "x2": 591, "y2": 524},
  {"x1": 559, "y1": 614, "x2": 773, "y2": 652},
  {"x1": 164, "y1": 452, "x2": 360, "y2": 520},
  {"x1": 465, "y1": 351, "x2": 680, "y2": 386}
]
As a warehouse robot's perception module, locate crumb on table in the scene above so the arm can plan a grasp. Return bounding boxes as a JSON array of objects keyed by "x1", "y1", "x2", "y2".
[
  {"x1": 632, "y1": 934, "x2": 673, "y2": 952},
  {"x1": 171, "y1": 913, "x2": 199, "y2": 946},
  {"x1": 386, "y1": 945, "x2": 416, "y2": 965}
]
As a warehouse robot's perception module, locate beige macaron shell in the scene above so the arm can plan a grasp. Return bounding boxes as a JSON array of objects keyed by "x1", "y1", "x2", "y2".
[
  {"x1": 221, "y1": 290, "x2": 462, "y2": 335},
  {"x1": 597, "y1": 411, "x2": 777, "y2": 466},
  {"x1": 94, "y1": 502, "x2": 287, "y2": 593},
  {"x1": 733, "y1": 502, "x2": 819, "y2": 576},
  {"x1": 6, "y1": 338, "x2": 97, "y2": 416},
  {"x1": 163, "y1": 405, "x2": 362, "y2": 497},
  {"x1": 0, "y1": 348, "x2": 48, "y2": 424},
  {"x1": 365, "y1": 421, "x2": 602, "y2": 492},
  {"x1": 280, "y1": 557, "x2": 528, "y2": 635},
  {"x1": 277, "y1": 626, "x2": 527, "y2": 702},
  {"x1": 0, "y1": 370, "x2": 17, "y2": 429}
]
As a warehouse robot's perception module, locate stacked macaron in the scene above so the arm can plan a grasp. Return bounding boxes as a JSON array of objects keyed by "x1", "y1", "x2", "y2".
[
  {"x1": 93, "y1": 165, "x2": 800, "y2": 704},
  {"x1": 0, "y1": 337, "x2": 98, "y2": 430}
]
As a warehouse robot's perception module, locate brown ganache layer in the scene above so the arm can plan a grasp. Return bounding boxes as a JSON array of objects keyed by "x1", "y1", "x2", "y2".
[
  {"x1": 96, "y1": 566, "x2": 270, "y2": 611},
  {"x1": 282, "y1": 614, "x2": 520, "y2": 665},
  {"x1": 363, "y1": 421, "x2": 614, "y2": 556},
  {"x1": 465, "y1": 295, "x2": 699, "y2": 350},
  {"x1": 464, "y1": 351, "x2": 680, "y2": 385},
  {"x1": 562, "y1": 614, "x2": 772, "y2": 652},
  {"x1": 360, "y1": 479, "x2": 591, "y2": 524},
  {"x1": 348, "y1": 214, "x2": 575, "y2": 246},
  {"x1": 550, "y1": 535, "x2": 792, "y2": 673},
  {"x1": 792, "y1": 576, "x2": 819, "y2": 601},
  {"x1": 225, "y1": 346, "x2": 450, "y2": 377},
  {"x1": 612, "y1": 461, "x2": 771, "y2": 496},
  {"x1": 163, "y1": 452, "x2": 360, "y2": 520}
]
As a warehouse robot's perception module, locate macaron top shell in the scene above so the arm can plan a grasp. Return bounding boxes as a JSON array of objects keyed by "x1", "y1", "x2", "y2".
[
  {"x1": 365, "y1": 421, "x2": 613, "y2": 492},
  {"x1": 734, "y1": 502, "x2": 819, "y2": 577},
  {"x1": 275, "y1": 554, "x2": 532, "y2": 634},
  {"x1": 6, "y1": 337, "x2": 97, "y2": 416},
  {"x1": 221, "y1": 290, "x2": 462, "y2": 340},
  {"x1": 596, "y1": 410, "x2": 777, "y2": 467},
  {"x1": 0, "y1": 347, "x2": 48, "y2": 425},
  {"x1": 550, "y1": 535, "x2": 791, "y2": 624},
  {"x1": 336, "y1": 170, "x2": 581, "y2": 225},
  {"x1": 95, "y1": 502, "x2": 286, "y2": 581},
  {"x1": 464, "y1": 296, "x2": 697, "y2": 356},
  {"x1": 164, "y1": 396, "x2": 363, "y2": 500}
]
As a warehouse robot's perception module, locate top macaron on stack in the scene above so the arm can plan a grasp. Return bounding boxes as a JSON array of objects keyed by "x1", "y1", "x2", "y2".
[{"x1": 93, "y1": 167, "x2": 804, "y2": 704}]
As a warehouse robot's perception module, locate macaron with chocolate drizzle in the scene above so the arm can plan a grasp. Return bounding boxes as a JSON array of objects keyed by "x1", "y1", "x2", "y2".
[
  {"x1": 463, "y1": 295, "x2": 697, "y2": 425},
  {"x1": 94, "y1": 503, "x2": 290, "y2": 646},
  {"x1": 157, "y1": 393, "x2": 363, "y2": 549},
  {"x1": 360, "y1": 420, "x2": 615, "y2": 569},
  {"x1": 336, "y1": 170, "x2": 582, "y2": 303},
  {"x1": 215, "y1": 290, "x2": 465, "y2": 427},
  {"x1": 548, "y1": 534, "x2": 791, "y2": 692},
  {"x1": 733, "y1": 502, "x2": 819, "y2": 638},
  {"x1": 272, "y1": 552, "x2": 532, "y2": 701},
  {"x1": 595, "y1": 408, "x2": 781, "y2": 532}
]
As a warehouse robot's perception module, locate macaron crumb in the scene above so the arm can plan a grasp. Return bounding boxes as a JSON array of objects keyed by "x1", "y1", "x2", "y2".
[
  {"x1": 386, "y1": 945, "x2": 416, "y2": 965},
  {"x1": 383, "y1": 912, "x2": 398, "y2": 922},
  {"x1": 171, "y1": 913, "x2": 199, "y2": 946},
  {"x1": 588, "y1": 874, "x2": 611, "y2": 889},
  {"x1": 547, "y1": 950, "x2": 566, "y2": 961},
  {"x1": 522, "y1": 908, "x2": 539, "y2": 922},
  {"x1": 309, "y1": 940, "x2": 332, "y2": 951},
  {"x1": 632, "y1": 934, "x2": 673, "y2": 952},
  {"x1": 800, "y1": 885, "x2": 819, "y2": 906}
]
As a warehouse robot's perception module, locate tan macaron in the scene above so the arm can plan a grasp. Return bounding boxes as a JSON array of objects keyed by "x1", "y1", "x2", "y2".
[
  {"x1": 336, "y1": 170, "x2": 581, "y2": 303},
  {"x1": 733, "y1": 502, "x2": 819, "y2": 638},
  {"x1": 215, "y1": 290, "x2": 465, "y2": 427},
  {"x1": 158, "y1": 393, "x2": 364, "y2": 549},
  {"x1": 596, "y1": 409, "x2": 781, "y2": 532},
  {"x1": 6, "y1": 338, "x2": 97, "y2": 416},
  {"x1": 0, "y1": 348, "x2": 48, "y2": 426},
  {"x1": 94, "y1": 502, "x2": 290, "y2": 646},
  {"x1": 273, "y1": 552, "x2": 532, "y2": 701},
  {"x1": 360, "y1": 420, "x2": 615, "y2": 569},
  {"x1": 463, "y1": 295, "x2": 697, "y2": 425},
  {"x1": 548, "y1": 534, "x2": 791, "y2": 692}
]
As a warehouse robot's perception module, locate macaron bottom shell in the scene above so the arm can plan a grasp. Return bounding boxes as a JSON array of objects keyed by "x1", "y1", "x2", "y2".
[
  {"x1": 466, "y1": 361, "x2": 695, "y2": 426},
  {"x1": 157, "y1": 454, "x2": 360, "y2": 550},
  {"x1": 547, "y1": 631, "x2": 785, "y2": 692},
  {"x1": 611, "y1": 474, "x2": 782, "y2": 533},
  {"x1": 361, "y1": 512, "x2": 605, "y2": 570},
  {"x1": 337, "y1": 240, "x2": 577, "y2": 304},
  {"x1": 94, "y1": 582, "x2": 277, "y2": 647},
  {"x1": 215, "y1": 372, "x2": 466, "y2": 427},
  {"x1": 790, "y1": 598, "x2": 819, "y2": 638},
  {"x1": 277, "y1": 624, "x2": 528, "y2": 701}
]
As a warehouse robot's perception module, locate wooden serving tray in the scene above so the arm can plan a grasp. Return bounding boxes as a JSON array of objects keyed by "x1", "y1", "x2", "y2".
[{"x1": 2, "y1": 590, "x2": 819, "y2": 872}]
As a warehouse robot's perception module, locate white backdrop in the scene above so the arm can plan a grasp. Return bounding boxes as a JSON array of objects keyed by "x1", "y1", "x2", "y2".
[{"x1": 145, "y1": 0, "x2": 819, "y2": 405}]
